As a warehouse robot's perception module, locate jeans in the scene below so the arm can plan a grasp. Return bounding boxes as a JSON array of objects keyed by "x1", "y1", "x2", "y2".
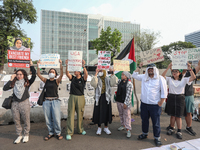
[
  {"x1": 43, "y1": 100, "x2": 61, "y2": 135},
  {"x1": 140, "y1": 102, "x2": 161, "y2": 139}
]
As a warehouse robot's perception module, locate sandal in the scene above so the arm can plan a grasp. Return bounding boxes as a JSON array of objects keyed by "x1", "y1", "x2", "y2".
[
  {"x1": 44, "y1": 134, "x2": 54, "y2": 141},
  {"x1": 138, "y1": 134, "x2": 148, "y2": 140},
  {"x1": 56, "y1": 134, "x2": 63, "y2": 140}
]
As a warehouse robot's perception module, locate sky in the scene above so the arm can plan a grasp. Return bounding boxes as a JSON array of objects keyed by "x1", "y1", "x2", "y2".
[{"x1": 19, "y1": 0, "x2": 200, "y2": 60}]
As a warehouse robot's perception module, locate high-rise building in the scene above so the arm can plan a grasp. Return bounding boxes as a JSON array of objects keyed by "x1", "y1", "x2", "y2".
[
  {"x1": 185, "y1": 30, "x2": 200, "y2": 47},
  {"x1": 41, "y1": 10, "x2": 140, "y2": 65}
]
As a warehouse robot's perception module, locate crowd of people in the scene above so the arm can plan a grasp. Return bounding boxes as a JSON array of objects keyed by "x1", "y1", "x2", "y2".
[{"x1": 3, "y1": 59, "x2": 200, "y2": 147}]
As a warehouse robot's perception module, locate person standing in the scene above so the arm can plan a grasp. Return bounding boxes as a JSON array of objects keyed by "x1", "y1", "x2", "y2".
[
  {"x1": 65, "y1": 59, "x2": 88, "y2": 140},
  {"x1": 91, "y1": 69, "x2": 118, "y2": 135},
  {"x1": 115, "y1": 71, "x2": 133, "y2": 138},
  {"x1": 37, "y1": 59, "x2": 63, "y2": 141},
  {"x1": 132, "y1": 63, "x2": 167, "y2": 146},
  {"x1": 3, "y1": 61, "x2": 36, "y2": 144}
]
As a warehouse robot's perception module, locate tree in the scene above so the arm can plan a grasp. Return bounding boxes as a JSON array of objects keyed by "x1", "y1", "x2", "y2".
[
  {"x1": 156, "y1": 41, "x2": 196, "y2": 68},
  {"x1": 0, "y1": 0, "x2": 37, "y2": 73},
  {"x1": 91, "y1": 26, "x2": 123, "y2": 62}
]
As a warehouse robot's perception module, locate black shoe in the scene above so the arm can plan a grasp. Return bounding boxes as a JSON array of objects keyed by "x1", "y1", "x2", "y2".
[
  {"x1": 154, "y1": 139, "x2": 162, "y2": 147},
  {"x1": 166, "y1": 125, "x2": 175, "y2": 130},
  {"x1": 137, "y1": 134, "x2": 148, "y2": 140},
  {"x1": 185, "y1": 127, "x2": 196, "y2": 136},
  {"x1": 176, "y1": 132, "x2": 182, "y2": 139},
  {"x1": 167, "y1": 128, "x2": 175, "y2": 135}
]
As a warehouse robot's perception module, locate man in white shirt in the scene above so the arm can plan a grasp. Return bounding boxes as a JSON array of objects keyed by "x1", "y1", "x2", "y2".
[{"x1": 132, "y1": 63, "x2": 167, "y2": 146}]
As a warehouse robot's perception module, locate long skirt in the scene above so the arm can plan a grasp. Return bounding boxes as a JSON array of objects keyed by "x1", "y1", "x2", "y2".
[{"x1": 92, "y1": 93, "x2": 112, "y2": 125}]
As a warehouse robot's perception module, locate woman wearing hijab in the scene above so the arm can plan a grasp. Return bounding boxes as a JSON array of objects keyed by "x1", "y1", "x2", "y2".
[
  {"x1": 65, "y1": 59, "x2": 88, "y2": 140},
  {"x1": 91, "y1": 68, "x2": 118, "y2": 135},
  {"x1": 9, "y1": 38, "x2": 27, "y2": 51},
  {"x1": 3, "y1": 61, "x2": 36, "y2": 144},
  {"x1": 37, "y1": 59, "x2": 63, "y2": 141},
  {"x1": 115, "y1": 71, "x2": 133, "y2": 138},
  {"x1": 162, "y1": 62, "x2": 196, "y2": 139}
]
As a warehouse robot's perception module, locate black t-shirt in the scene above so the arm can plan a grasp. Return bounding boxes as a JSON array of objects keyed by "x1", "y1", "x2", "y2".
[
  {"x1": 70, "y1": 75, "x2": 86, "y2": 96},
  {"x1": 184, "y1": 68, "x2": 196, "y2": 96}
]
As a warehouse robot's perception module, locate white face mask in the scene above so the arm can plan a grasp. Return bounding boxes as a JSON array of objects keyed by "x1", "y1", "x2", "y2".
[
  {"x1": 98, "y1": 72, "x2": 103, "y2": 77},
  {"x1": 49, "y1": 73, "x2": 55, "y2": 78}
]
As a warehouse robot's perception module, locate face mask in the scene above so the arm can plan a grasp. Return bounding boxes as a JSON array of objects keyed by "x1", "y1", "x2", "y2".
[
  {"x1": 98, "y1": 72, "x2": 103, "y2": 77},
  {"x1": 49, "y1": 73, "x2": 55, "y2": 78}
]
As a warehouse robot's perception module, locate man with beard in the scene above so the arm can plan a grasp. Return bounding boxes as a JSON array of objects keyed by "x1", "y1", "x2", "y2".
[{"x1": 132, "y1": 63, "x2": 167, "y2": 146}]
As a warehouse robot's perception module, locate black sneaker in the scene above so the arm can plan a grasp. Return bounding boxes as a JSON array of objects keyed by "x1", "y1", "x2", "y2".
[
  {"x1": 167, "y1": 129, "x2": 175, "y2": 135},
  {"x1": 166, "y1": 125, "x2": 175, "y2": 130},
  {"x1": 185, "y1": 127, "x2": 196, "y2": 136},
  {"x1": 154, "y1": 139, "x2": 162, "y2": 147},
  {"x1": 176, "y1": 132, "x2": 182, "y2": 139}
]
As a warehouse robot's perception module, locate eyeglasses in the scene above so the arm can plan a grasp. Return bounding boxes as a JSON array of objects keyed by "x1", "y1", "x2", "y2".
[{"x1": 172, "y1": 70, "x2": 179, "y2": 73}]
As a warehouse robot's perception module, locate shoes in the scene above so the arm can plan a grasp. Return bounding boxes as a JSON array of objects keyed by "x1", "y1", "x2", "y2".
[
  {"x1": 154, "y1": 138, "x2": 162, "y2": 146},
  {"x1": 82, "y1": 131, "x2": 86, "y2": 135},
  {"x1": 104, "y1": 127, "x2": 111, "y2": 135},
  {"x1": 185, "y1": 127, "x2": 196, "y2": 136},
  {"x1": 167, "y1": 129, "x2": 175, "y2": 135},
  {"x1": 137, "y1": 133, "x2": 148, "y2": 140},
  {"x1": 14, "y1": 136, "x2": 23, "y2": 144},
  {"x1": 118, "y1": 126, "x2": 125, "y2": 131},
  {"x1": 22, "y1": 136, "x2": 29, "y2": 143},
  {"x1": 66, "y1": 135, "x2": 71, "y2": 140},
  {"x1": 176, "y1": 132, "x2": 182, "y2": 139},
  {"x1": 166, "y1": 125, "x2": 175, "y2": 130},
  {"x1": 127, "y1": 130, "x2": 131, "y2": 138},
  {"x1": 96, "y1": 127, "x2": 102, "y2": 135}
]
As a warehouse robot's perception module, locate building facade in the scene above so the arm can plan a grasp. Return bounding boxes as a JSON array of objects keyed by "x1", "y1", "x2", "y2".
[
  {"x1": 41, "y1": 10, "x2": 140, "y2": 65},
  {"x1": 185, "y1": 30, "x2": 200, "y2": 48}
]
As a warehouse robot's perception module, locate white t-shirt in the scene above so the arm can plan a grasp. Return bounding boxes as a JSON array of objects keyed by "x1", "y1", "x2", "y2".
[{"x1": 166, "y1": 77, "x2": 190, "y2": 94}]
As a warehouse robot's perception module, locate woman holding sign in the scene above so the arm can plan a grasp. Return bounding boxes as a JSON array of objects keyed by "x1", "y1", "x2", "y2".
[
  {"x1": 162, "y1": 62, "x2": 196, "y2": 139},
  {"x1": 3, "y1": 61, "x2": 36, "y2": 144},
  {"x1": 37, "y1": 59, "x2": 63, "y2": 141},
  {"x1": 65, "y1": 59, "x2": 88, "y2": 140},
  {"x1": 91, "y1": 68, "x2": 118, "y2": 135}
]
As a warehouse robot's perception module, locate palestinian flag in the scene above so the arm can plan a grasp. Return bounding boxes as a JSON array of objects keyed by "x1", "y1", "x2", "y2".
[{"x1": 114, "y1": 38, "x2": 136, "y2": 106}]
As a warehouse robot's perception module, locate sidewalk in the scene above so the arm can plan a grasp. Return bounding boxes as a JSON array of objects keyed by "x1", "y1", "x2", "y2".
[{"x1": 0, "y1": 113, "x2": 200, "y2": 150}]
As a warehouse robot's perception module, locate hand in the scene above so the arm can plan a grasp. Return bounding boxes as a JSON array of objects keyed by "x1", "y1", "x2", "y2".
[
  {"x1": 167, "y1": 62, "x2": 172, "y2": 69},
  {"x1": 65, "y1": 59, "x2": 68, "y2": 66},
  {"x1": 82, "y1": 60, "x2": 86, "y2": 67},
  {"x1": 187, "y1": 61, "x2": 191, "y2": 70},
  {"x1": 37, "y1": 60, "x2": 41, "y2": 68},
  {"x1": 158, "y1": 100, "x2": 163, "y2": 107},
  {"x1": 139, "y1": 62, "x2": 143, "y2": 68},
  {"x1": 123, "y1": 104, "x2": 127, "y2": 109},
  {"x1": 11, "y1": 74, "x2": 16, "y2": 81},
  {"x1": 59, "y1": 59, "x2": 62, "y2": 64},
  {"x1": 95, "y1": 68, "x2": 99, "y2": 76},
  {"x1": 30, "y1": 60, "x2": 33, "y2": 66}
]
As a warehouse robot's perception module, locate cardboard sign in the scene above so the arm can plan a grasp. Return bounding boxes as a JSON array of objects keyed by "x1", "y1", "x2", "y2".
[
  {"x1": 140, "y1": 47, "x2": 164, "y2": 65},
  {"x1": 98, "y1": 51, "x2": 111, "y2": 70},
  {"x1": 68, "y1": 50, "x2": 83, "y2": 71},
  {"x1": 7, "y1": 50, "x2": 30, "y2": 68},
  {"x1": 172, "y1": 50, "x2": 188, "y2": 69},
  {"x1": 185, "y1": 48, "x2": 200, "y2": 61},
  {"x1": 113, "y1": 60, "x2": 130, "y2": 71},
  {"x1": 39, "y1": 54, "x2": 60, "y2": 68}
]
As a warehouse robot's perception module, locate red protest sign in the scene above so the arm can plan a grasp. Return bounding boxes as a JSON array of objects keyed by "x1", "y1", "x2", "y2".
[{"x1": 7, "y1": 50, "x2": 30, "y2": 68}]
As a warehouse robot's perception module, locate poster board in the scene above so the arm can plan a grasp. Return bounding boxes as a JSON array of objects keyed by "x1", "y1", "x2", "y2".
[
  {"x1": 68, "y1": 50, "x2": 83, "y2": 71},
  {"x1": 39, "y1": 54, "x2": 60, "y2": 68},
  {"x1": 97, "y1": 51, "x2": 111, "y2": 70},
  {"x1": 172, "y1": 50, "x2": 188, "y2": 69},
  {"x1": 29, "y1": 92, "x2": 40, "y2": 107},
  {"x1": 113, "y1": 60, "x2": 130, "y2": 71},
  {"x1": 140, "y1": 47, "x2": 164, "y2": 65},
  {"x1": 185, "y1": 48, "x2": 200, "y2": 61}
]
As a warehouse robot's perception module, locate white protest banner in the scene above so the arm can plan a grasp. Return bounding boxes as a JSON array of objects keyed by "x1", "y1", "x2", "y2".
[
  {"x1": 68, "y1": 50, "x2": 82, "y2": 71},
  {"x1": 97, "y1": 51, "x2": 111, "y2": 70},
  {"x1": 113, "y1": 60, "x2": 130, "y2": 71},
  {"x1": 185, "y1": 48, "x2": 200, "y2": 61},
  {"x1": 140, "y1": 47, "x2": 164, "y2": 65},
  {"x1": 39, "y1": 54, "x2": 60, "y2": 68},
  {"x1": 172, "y1": 50, "x2": 188, "y2": 69}
]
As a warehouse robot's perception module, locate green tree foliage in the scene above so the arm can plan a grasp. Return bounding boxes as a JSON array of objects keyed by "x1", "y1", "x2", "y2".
[
  {"x1": 0, "y1": 0, "x2": 37, "y2": 73},
  {"x1": 91, "y1": 26, "x2": 123, "y2": 62}
]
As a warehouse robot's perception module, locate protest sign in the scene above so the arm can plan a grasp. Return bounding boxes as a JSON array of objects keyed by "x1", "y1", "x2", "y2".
[
  {"x1": 8, "y1": 50, "x2": 30, "y2": 68},
  {"x1": 39, "y1": 54, "x2": 60, "y2": 68},
  {"x1": 97, "y1": 51, "x2": 111, "y2": 70},
  {"x1": 140, "y1": 47, "x2": 164, "y2": 65},
  {"x1": 29, "y1": 92, "x2": 40, "y2": 107},
  {"x1": 172, "y1": 50, "x2": 188, "y2": 69},
  {"x1": 113, "y1": 60, "x2": 130, "y2": 71},
  {"x1": 68, "y1": 50, "x2": 82, "y2": 71},
  {"x1": 185, "y1": 48, "x2": 200, "y2": 61}
]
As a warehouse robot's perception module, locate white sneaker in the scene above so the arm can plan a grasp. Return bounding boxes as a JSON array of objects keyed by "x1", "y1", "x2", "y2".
[
  {"x1": 104, "y1": 127, "x2": 111, "y2": 135},
  {"x1": 14, "y1": 136, "x2": 22, "y2": 144},
  {"x1": 96, "y1": 127, "x2": 102, "y2": 135},
  {"x1": 127, "y1": 130, "x2": 131, "y2": 138},
  {"x1": 22, "y1": 136, "x2": 29, "y2": 143},
  {"x1": 118, "y1": 126, "x2": 125, "y2": 131}
]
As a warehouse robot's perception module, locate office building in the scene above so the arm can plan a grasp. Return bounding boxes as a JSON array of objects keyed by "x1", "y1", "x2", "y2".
[{"x1": 185, "y1": 30, "x2": 200, "y2": 47}]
